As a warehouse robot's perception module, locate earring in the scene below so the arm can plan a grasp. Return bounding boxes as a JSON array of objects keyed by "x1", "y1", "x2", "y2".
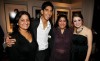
[{"x1": 17, "y1": 23, "x2": 18, "y2": 25}]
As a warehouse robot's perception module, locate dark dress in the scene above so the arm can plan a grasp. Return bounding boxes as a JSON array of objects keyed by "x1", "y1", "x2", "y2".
[
  {"x1": 71, "y1": 34, "x2": 88, "y2": 61},
  {"x1": 50, "y1": 28, "x2": 73, "y2": 61},
  {"x1": 6, "y1": 32, "x2": 38, "y2": 61}
]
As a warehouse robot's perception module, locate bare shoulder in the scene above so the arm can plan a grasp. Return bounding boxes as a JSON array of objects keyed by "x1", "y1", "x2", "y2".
[{"x1": 84, "y1": 26, "x2": 92, "y2": 35}]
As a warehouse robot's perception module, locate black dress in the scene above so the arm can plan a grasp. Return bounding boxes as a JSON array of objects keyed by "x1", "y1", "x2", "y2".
[
  {"x1": 50, "y1": 28, "x2": 73, "y2": 61},
  {"x1": 6, "y1": 32, "x2": 38, "y2": 61},
  {"x1": 71, "y1": 34, "x2": 88, "y2": 61}
]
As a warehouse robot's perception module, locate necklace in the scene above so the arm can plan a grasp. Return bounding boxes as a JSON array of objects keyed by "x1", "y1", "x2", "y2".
[{"x1": 76, "y1": 28, "x2": 83, "y2": 34}]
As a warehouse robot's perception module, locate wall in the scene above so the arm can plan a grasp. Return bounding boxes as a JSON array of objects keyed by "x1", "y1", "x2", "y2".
[
  {"x1": 82, "y1": 0, "x2": 94, "y2": 28},
  {"x1": 34, "y1": 0, "x2": 72, "y2": 3},
  {"x1": 0, "y1": 0, "x2": 7, "y2": 37}
]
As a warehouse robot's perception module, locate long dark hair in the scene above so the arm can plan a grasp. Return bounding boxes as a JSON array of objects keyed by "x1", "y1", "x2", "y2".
[
  {"x1": 13, "y1": 11, "x2": 31, "y2": 33},
  {"x1": 54, "y1": 14, "x2": 69, "y2": 28}
]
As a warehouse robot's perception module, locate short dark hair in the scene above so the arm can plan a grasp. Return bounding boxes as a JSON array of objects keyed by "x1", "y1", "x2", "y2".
[
  {"x1": 41, "y1": 1, "x2": 54, "y2": 11},
  {"x1": 14, "y1": 9, "x2": 19, "y2": 13},
  {"x1": 54, "y1": 15, "x2": 69, "y2": 28}
]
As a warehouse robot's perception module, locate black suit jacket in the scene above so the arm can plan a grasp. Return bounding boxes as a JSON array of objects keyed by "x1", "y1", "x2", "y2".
[
  {"x1": 0, "y1": 26, "x2": 4, "y2": 51},
  {"x1": 0, "y1": 26, "x2": 4, "y2": 59}
]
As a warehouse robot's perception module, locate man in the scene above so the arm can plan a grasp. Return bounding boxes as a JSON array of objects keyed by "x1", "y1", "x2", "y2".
[
  {"x1": 6, "y1": 1, "x2": 54, "y2": 61},
  {"x1": 31, "y1": 1, "x2": 54, "y2": 61}
]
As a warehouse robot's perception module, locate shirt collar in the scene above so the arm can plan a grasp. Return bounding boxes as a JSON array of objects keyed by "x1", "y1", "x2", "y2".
[{"x1": 40, "y1": 18, "x2": 51, "y2": 28}]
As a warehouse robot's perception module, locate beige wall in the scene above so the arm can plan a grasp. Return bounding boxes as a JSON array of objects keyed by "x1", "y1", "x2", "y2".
[
  {"x1": 82, "y1": 0, "x2": 94, "y2": 28},
  {"x1": 0, "y1": 0, "x2": 7, "y2": 36}
]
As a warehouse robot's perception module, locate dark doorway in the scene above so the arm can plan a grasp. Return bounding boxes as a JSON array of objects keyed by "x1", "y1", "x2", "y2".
[
  {"x1": 92, "y1": 0, "x2": 100, "y2": 34},
  {"x1": 92, "y1": 0, "x2": 100, "y2": 61}
]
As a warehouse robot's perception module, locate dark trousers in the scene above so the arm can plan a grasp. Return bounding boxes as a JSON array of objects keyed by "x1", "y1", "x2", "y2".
[{"x1": 35, "y1": 49, "x2": 50, "y2": 61}]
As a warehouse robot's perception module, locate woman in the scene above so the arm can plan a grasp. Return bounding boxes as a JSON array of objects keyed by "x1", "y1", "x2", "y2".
[
  {"x1": 50, "y1": 15, "x2": 73, "y2": 61},
  {"x1": 6, "y1": 11, "x2": 38, "y2": 61},
  {"x1": 71, "y1": 12, "x2": 92, "y2": 61}
]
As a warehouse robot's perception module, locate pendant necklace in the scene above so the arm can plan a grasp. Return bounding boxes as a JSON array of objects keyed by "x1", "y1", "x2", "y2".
[{"x1": 76, "y1": 27, "x2": 83, "y2": 34}]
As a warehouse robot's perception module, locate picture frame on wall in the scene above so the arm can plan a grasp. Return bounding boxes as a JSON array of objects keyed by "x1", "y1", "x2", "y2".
[
  {"x1": 55, "y1": 8, "x2": 69, "y2": 22},
  {"x1": 32, "y1": 7, "x2": 41, "y2": 19},
  {"x1": 71, "y1": 9, "x2": 81, "y2": 21},
  {"x1": 5, "y1": 4, "x2": 27, "y2": 33}
]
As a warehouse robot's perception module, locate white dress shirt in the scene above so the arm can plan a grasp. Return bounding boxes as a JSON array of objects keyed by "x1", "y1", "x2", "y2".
[{"x1": 37, "y1": 18, "x2": 51, "y2": 51}]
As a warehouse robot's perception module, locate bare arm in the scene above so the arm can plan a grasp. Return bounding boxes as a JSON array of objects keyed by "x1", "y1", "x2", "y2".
[{"x1": 85, "y1": 29, "x2": 93, "y2": 61}]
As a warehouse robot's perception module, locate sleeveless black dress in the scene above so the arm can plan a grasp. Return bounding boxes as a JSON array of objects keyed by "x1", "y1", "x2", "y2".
[{"x1": 71, "y1": 34, "x2": 88, "y2": 61}]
